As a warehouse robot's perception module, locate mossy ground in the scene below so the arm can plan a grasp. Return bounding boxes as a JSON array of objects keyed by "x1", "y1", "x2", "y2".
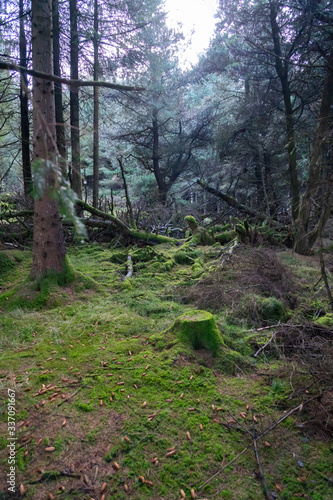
[{"x1": 0, "y1": 243, "x2": 332, "y2": 499}]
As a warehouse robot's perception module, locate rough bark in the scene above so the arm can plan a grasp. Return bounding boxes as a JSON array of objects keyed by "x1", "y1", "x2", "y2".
[
  {"x1": 92, "y1": 0, "x2": 99, "y2": 208},
  {"x1": 294, "y1": 53, "x2": 333, "y2": 254},
  {"x1": 69, "y1": 0, "x2": 82, "y2": 199},
  {"x1": 30, "y1": 0, "x2": 67, "y2": 279},
  {"x1": 269, "y1": 1, "x2": 300, "y2": 221},
  {"x1": 19, "y1": 0, "x2": 32, "y2": 198},
  {"x1": 52, "y1": 0, "x2": 67, "y2": 175},
  {"x1": 118, "y1": 157, "x2": 136, "y2": 228},
  {"x1": 152, "y1": 107, "x2": 168, "y2": 204}
]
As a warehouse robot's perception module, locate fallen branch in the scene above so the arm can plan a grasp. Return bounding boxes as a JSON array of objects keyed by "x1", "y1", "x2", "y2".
[
  {"x1": 29, "y1": 470, "x2": 81, "y2": 483},
  {"x1": 57, "y1": 387, "x2": 81, "y2": 407},
  {"x1": 197, "y1": 179, "x2": 267, "y2": 221},
  {"x1": 254, "y1": 332, "x2": 278, "y2": 357},
  {"x1": 251, "y1": 409, "x2": 272, "y2": 500},
  {"x1": 198, "y1": 403, "x2": 303, "y2": 490}
]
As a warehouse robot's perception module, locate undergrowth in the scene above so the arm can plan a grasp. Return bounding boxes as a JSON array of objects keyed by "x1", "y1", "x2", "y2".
[{"x1": 0, "y1": 243, "x2": 332, "y2": 499}]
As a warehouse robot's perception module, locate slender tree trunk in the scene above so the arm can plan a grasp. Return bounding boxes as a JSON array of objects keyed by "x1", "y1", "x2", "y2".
[
  {"x1": 19, "y1": 0, "x2": 32, "y2": 198},
  {"x1": 269, "y1": 1, "x2": 299, "y2": 221},
  {"x1": 69, "y1": 0, "x2": 82, "y2": 199},
  {"x1": 92, "y1": 0, "x2": 99, "y2": 208},
  {"x1": 30, "y1": 0, "x2": 66, "y2": 279},
  {"x1": 294, "y1": 53, "x2": 333, "y2": 255},
  {"x1": 152, "y1": 107, "x2": 167, "y2": 204},
  {"x1": 52, "y1": 0, "x2": 67, "y2": 175}
]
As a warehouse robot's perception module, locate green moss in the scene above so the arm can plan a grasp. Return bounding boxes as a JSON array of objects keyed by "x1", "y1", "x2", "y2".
[
  {"x1": 121, "y1": 279, "x2": 134, "y2": 291},
  {"x1": 191, "y1": 261, "x2": 203, "y2": 278},
  {"x1": 315, "y1": 313, "x2": 333, "y2": 327},
  {"x1": 260, "y1": 297, "x2": 285, "y2": 322},
  {"x1": 0, "y1": 252, "x2": 15, "y2": 274},
  {"x1": 174, "y1": 251, "x2": 195, "y2": 265},
  {"x1": 214, "y1": 230, "x2": 236, "y2": 244},
  {"x1": 75, "y1": 402, "x2": 94, "y2": 412},
  {"x1": 184, "y1": 215, "x2": 198, "y2": 229},
  {"x1": 171, "y1": 310, "x2": 224, "y2": 354}
]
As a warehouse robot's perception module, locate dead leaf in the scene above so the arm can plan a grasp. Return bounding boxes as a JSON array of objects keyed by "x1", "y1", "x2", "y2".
[
  {"x1": 124, "y1": 484, "x2": 129, "y2": 492},
  {"x1": 61, "y1": 419, "x2": 66, "y2": 427},
  {"x1": 275, "y1": 483, "x2": 282, "y2": 491},
  {"x1": 199, "y1": 424, "x2": 203, "y2": 430},
  {"x1": 101, "y1": 482, "x2": 107, "y2": 492},
  {"x1": 191, "y1": 488, "x2": 197, "y2": 499},
  {"x1": 186, "y1": 431, "x2": 191, "y2": 440},
  {"x1": 45, "y1": 447, "x2": 55, "y2": 452},
  {"x1": 19, "y1": 484, "x2": 25, "y2": 495},
  {"x1": 112, "y1": 461, "x2": 120, "y2": 471},
  {"x1": 180, "y1": 489, "x2": 186, "y2": 498},
  {"x1": 239, "y1": 412, "x2": 247, "y2": 419},
  {"x1": 142, "y1": 401, "x2": 147, "y2": 408}
]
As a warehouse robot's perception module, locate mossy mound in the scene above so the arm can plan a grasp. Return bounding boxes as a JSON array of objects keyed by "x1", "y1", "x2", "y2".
[
  {"x1": 171, "y1": 310, "x2": 223, "y2": 354},
  {"x1": 0, "y1": 252, "x2": 15, "y2": 274}
]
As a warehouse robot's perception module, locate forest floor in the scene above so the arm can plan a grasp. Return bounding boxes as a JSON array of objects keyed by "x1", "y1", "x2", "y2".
[{"x1": 0, "y1": 241, "x2": 332, "y2": 500}]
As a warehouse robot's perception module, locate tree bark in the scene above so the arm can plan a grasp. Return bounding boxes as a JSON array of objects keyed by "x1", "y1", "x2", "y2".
[
  {"x1": 69, "y1": 0, "x2": 82, "y2": 199},
  {"x1": 19, "y1": 0, "x2": 32, "y2": 198},
  {"x1": 92, "y1": 0, "x2": 99, "y2": 208},
  {"x1": 269, "y1": 1, "x2": 300, "y2": 221},
  {"x1": 152, "y1": 107, "x2": 168, "y2": 204},
  {"x1": 30, "y1": 0, "x2": 67, "y2": 279},
  {"x1": 52, "y1": 0, "x2": 67, "y2": 175},
  {"x1": 294, "y1": 53, "x2": 333, "y2": 255}
]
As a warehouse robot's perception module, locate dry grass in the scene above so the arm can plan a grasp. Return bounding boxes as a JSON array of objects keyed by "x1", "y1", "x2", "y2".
[{"x1": 178, "y1": 247, "x2": 298, "y2": 313}]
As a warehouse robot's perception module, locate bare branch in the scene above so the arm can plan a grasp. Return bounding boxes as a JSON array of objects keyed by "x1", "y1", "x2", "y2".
[{"x1": 0, "y1": 61, "x2": 145, "y2": 91}]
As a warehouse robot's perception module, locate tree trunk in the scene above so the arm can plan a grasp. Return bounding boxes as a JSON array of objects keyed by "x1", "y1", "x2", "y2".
[
  {"x1": 294, "y1": 53, "x2": 333, "y2": 255},
  {"x1": 152, "y1": 107, "x2": 168, "y2": 204},
  {"x1": 69, "y1": 0, "x2": 82, "y2": 199},
  {"x1": 52, "y1": 0, "x2": 67, "y2": 175},
  {"x1": 30, "y1": 0, "x2": 67, "y2": 279},
  {"x1": 19, "y1": 0, "x2": 32, "y2": 198},
  {"x1": 269, "y1": 1, "x2": 300, "y2": 221},
  {"x1": 92, "y1": 0, "x2": 99, "y2": 208}
]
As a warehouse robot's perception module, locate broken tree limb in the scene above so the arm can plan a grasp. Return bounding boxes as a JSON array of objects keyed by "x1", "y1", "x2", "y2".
[
  {"x1": 125, "y1": 254, "x2": 133, "y2": 279},
  {"x1": 76, "y1": 200, "x2": 131, "y2": 235},
  {"x1": 252, "y1": 409, "x2": 272, "y2": 500},
  {"x1": 0, "y1": 210, "x2": 34, "y2": 220},
  {"x1": 196, "y1": 179, "x2": 266, "y2": 220},
  {"x1": 0, "y1": 61, "x2": 144, "y2": 91},
  {"x1": 76, "y1": 200, "x2": 177, "y2": 245},
  {"x1": 198, "y1": 403, "x2": 303, "y2": 490}
]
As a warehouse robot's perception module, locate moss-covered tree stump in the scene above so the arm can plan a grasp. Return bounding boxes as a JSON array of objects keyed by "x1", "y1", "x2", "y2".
[
  {"x1": 184, "y1": 216, "x2": 215, "y2": 246},
  {"x1": 172, "y1": 310, "x2": 223, "y2": 354}
]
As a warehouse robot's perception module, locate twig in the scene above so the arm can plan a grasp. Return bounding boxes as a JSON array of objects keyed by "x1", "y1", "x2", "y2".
[
  {"x1": 252, "y1": 409, "x2": 272, "y2": 500},
  {"x1": 198, "y1": 403, "x2": 303, "y2": 490},
  {"x1": 254, "y1": 331, "x2": 278, "y2": 357},
  {"x1": 57, "y1": 387, "x2": 81, "y2": 407}
]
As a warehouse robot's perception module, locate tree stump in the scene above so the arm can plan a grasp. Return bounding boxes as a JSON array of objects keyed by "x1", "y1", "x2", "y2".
[{"x1": 171, "y1": 310, "x2": 223, "y2": 354}]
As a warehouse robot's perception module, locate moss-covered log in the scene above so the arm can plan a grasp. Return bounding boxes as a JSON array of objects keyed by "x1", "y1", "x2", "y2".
[{"x1": 76, "y1": 200, "x2": 177, "y2": 245}]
